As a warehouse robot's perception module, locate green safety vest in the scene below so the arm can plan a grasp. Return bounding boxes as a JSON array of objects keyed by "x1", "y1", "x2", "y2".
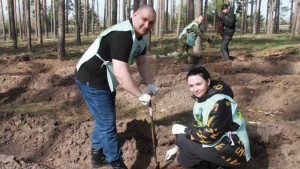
[
  {"x1": 76, "y1": 20, "x2": 146, "y2": 92},
  {"x1": 179, "y1": 21, "x2": 201, "y2": 47},
  {"x1": 193, "y1": 94, "x2": 251, "y2": 161}
]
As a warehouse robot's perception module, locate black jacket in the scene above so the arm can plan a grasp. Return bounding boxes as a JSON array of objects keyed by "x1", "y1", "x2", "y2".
[{"x1": 222, "y1": 10, "x2": 236, "y2": 37}]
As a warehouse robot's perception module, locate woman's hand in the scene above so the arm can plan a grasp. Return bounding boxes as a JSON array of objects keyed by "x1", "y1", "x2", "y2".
[{"x1": 165, "y1": 146, "x2": 179, "y2": 162}]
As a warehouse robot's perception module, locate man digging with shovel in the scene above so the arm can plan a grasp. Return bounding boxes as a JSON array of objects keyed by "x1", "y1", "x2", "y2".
[{"x1": 75, "y1": 5, "x2": 159, "y2": 169}]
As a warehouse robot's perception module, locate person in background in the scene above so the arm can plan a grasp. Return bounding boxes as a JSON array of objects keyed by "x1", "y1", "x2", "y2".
[
  {"x1": 174, "y1": 16, "x2": 212, "y2": 64},
  {"x1": 165, "y1": 66, "x2": 251, "y2": 169},
  {"x1": 74, "y1": 5, "x2": 159, "y2": 169},
  {"x1": 220, "y1": 4, "x2": 236, "y2": 61}
]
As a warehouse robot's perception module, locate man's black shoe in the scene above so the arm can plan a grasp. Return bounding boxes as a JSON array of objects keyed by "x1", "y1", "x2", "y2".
[
  {"x1": 110, "y1": 158, "x2": 128, "y2": 169},
  {"x1": 91, "y1": 148, "x2": 108, "y2": 168}
]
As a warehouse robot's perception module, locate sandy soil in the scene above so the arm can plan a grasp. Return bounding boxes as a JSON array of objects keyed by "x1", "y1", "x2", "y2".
[{"x1": 0, "y1": 50, "x2": 300, "y2": 169}]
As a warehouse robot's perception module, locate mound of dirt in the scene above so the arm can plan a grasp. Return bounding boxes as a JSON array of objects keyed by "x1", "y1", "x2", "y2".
[{"x1": 0, "y1": 52, "x2": 300, "y2": 169}]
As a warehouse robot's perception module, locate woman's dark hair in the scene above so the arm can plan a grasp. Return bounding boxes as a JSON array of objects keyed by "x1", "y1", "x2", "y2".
[{"x1": 187, "y1": 66, "x2": 211, "y2": 82}]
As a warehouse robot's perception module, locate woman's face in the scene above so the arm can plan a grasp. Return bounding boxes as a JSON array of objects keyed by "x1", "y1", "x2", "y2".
[{"x1": 188, "y1": 75, "x2": 210, "y2": 97}]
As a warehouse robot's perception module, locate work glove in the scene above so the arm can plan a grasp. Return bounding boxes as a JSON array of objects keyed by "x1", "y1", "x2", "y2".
[
  {"x1": 147, "y1": 83, "x2": 159, "y2": 96},
  {"x1": 138, "y1": 93, "x2": 151, "y2": 106},
  {"x1": 165, "y1": 146, "x2": 179, "y2": 162},
  {"x1": 207, "y1": 38, "x2": 213, "y2": 44},
  {"x1": 172, "y1": 124, "x2": 187, "y2": 135}
]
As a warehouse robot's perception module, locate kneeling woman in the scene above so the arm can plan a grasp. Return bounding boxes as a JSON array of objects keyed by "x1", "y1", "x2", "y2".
[{"x1": 166, "y1": 67, "x2": 251, "y2": 169}]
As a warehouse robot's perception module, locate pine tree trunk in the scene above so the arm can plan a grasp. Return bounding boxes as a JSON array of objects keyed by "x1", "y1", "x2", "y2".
[
  {"x1": 170, "y1": 0, "x2": 174, "y2": 32},
  {"x1": 104, "y1": 0, "x2": 106, "y2": 28},
  {"x1": 289, "y1": 0, "x2": 294, "y2": 32},
  {"x1": 122, "y1": 0, "x2": 125, "y2": 21},
  {"x1": 126, "y1": 0, "x2": 130, "y2": 20},
  {"x1": 268, "y1": 0, "x2": 274, "y2": 34},
  {"x1": 194, "y1": 0, "x2": 202, "y2": 53},
  {"x1": 165, "y1": 0, "x2": 168, "y2": 32},
  {"x1": 204, "y1": 0, "x2": 208, "y2": 31},
  {"x1": 91, "y1": 0, "x2": 94, "y2": 34},
  {"x1": 58, "y1": 0, "x2": 65, "y2": 59},
  {"x1": 253, "y1": 0, "x2": 257, "y2": 34},
  {"x1": 9, "y1": 0, "x2": 17, "y2": 48},
  {"x1": 25, "y1": 0, "x2": 31, "y2": 49},
  {"x1": 7, "y1": 0, "x2": 11, "y2": 39},
  {"x1": 159, "y1": 0, "x2": 164, "y2": 39},
  {"x1": 112, "y1": 0, "x2": 117, "y2": 25},
  {"x1": 53, "y1": 0, "x2": 56, "y2": 36},
  {"x1": 37, "y1": 0, "x2": 42, "y2": 44},
  {"x1": 133, "y1": 0, "x2": 139, "y2": 12},
  {"x1": 146, "y1": 0, "x2": 153, "y2": 52},
  {"x1": 291, "y1": 0, "x2": 299, "y2": 37},
  {"x1": 75, "y1": 0, "x2": 81, "y2": 44},
  {"x1": 43, "y1": 0, "x2": 48, "y2": 38},
  {"x1": 97, "y1": 0, "x2": 100, "y2": 29},
  {"x1": 250, "y1": 0, "x2": 253, "y2": 33},
  {"x1": 176, "y1": 0, "x2": 183, "y2": 36},
  {"x1": 107, "y1": 0, "x2": 111, "y2": 27},
  {"x1": 275, "y1": 0, "x2": 280, "y2": 33},
  {"x1": 214, "y1": 0, "x2": 217, "y2": 31},
  {"x1": 17, "y1": 0, "x2": 23, "y2": 39},
  {"x1": 0, "y1": 0, "x2": 6, "y2": 40},
  {"x1": 256, "y1": 0, "x2": 261, "y2": 33},
  {"x1": 22, "y1": 0, "x2": 26, "y2": 39},
  {"x1": 155, "y1": 0, "x2": 160, "y2": 36},
  {"x1": 65, "y1": 0, "x2": 69, "y2": 33}
]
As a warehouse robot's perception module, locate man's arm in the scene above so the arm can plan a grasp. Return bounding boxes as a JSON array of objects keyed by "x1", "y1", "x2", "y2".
[
  {"x1": 190, "y1": 25, "x2": 209, "y2": 41},
  {"x1": 112, "y1": 59, "x2": 142, "y2": 97},
  {"x1": 135, "y1": 55, "x2": 154, "y2": 85}
]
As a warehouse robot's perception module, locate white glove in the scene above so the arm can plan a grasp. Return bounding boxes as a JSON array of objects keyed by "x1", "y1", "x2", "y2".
[
  {"x1": 165, "y1": 146, "x2": 179, "y2": 162},
  {"x1": 147, "y1": 83, "x2": 159, "y2": 96},
  {"x1": 138, "y1": 93, "x2": 151, "y2": 106},
  {"x1": 172, "y1": 124, "x2": 187, "y2": 135}
]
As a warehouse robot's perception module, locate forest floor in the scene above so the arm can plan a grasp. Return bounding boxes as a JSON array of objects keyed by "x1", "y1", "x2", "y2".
[{"x1": 0, "y1": 33, "x2": 300, "y2": 169}]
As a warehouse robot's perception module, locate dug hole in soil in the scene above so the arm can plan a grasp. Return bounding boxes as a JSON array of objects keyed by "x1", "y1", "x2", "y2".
[{"x1": 0, "y1": 51, "x2": 300, "y2": 169}]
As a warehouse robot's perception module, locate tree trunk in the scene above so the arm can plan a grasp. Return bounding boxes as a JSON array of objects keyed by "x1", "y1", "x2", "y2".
[
  {"x1": 112, "y1": 0, "x2": 117, "y2": 25},
  {"x1": 257, "y1": 0, "x2": 261, "y2": 33},
  {"x1": 53, "y1": 0, "x2": 56, "y2": 36},
  {"x1": 14, "y1": 0, "x2": 17, "y2": 38},
  {"x1": 65, "y1": 0, "x2": 68, "y2": 33},
  {"x1": 107, "y1": 0, "x2": 111, "y2": 27},
  {"x1": 7, "y1": 0, "x2": 11, "y2": 39},
  {"x1": 58, "y1": 0, "x2": 65, "y2": 59},
  {"x1": 75, "y1": 0, "x2": 81, "y2": 44},
  {"x1": 91, "y1": 0, "x2": 94, "y2": 34},
  {"x1": 253, "y1": 0, "x2": 257, "y2": 34},
  {"x1": 25, "y1": 0, "x2": 31, "y2": 49},
  {"x1": 22, "y1": 0, "x2": 26, "y2": 39},
  {"x1": 274, "y1": 0, "x2": 280, "y2": 33},
  {"x1": 37, "y1": 0, "x2": 42, "y2": 44},
  {"x1": 122, "y1": 0, "x2": 125, "y2": 21},
  {"x1": 43, "y1": 0, "x2": 48, "y2": 38},
  {"x1": 266, "y1": 0, "x2": 269, "y2": 30},
  {"x1": 97, "y1": 0, "x2": 99, "y2": 29},
  {"x1": 146, "y1": 0, "x2": 153, "y2": 52},
  {"x1": 0, "y1": 0, "x2": 6, "y2": 40},
  {"x1": 214, "y1": 0, "x2": 217, "y2": 31},
  {"x1": 170, "y1": 0, "x2": 174, "y2": 32},
  {"x1": 155, "y1": 0, "x2": 160, "y2": 36},
  {"x1": 204, "y1": 0, "x2": 208, "y2": 31},
  {"x1": 250, "y1": 0, "x2": 253, "y2": 33},
  {"x1": 83, "y1": 0, "x2": 89, "y2": 35},
  {"x1": 9, "y1": 0, "x2": 17, "y2": 48},
  {"x1": 104, "y1": 0, "x2": 106, "y2": 28},
  {"x1": 34, "y1": 0, "x2": 37, "y2": 38},
  {"x1": 133, "y1": 0, "x2": 139, "y2": 12},
  {"x1": 78, "y1": 0, "x2": 82, "y2": 32},
  {"x1": 165, "y1": 0, "x2": 168, "y2": 32},
  {"x1": 194, "y1": 0, "x2": 202, "y2": 53},
  {"x1": 291, "y1": 0, "x2": 299, "y2": 37},
  {"x1": 159, "y1": 0, "x2": 164, "y2": 39},
  {"x1": 268, "y1": 0, "x2": 274, "y2": 34},
  {"x1": 126, "y1": 0, "x2": 130, "y2": 20},
  {"x1": 17, "y1": 0, "x2": 23, "y2": 39},
  {"x1": 289, "y1": 0, "x2": 294, "y2": 32},
  {"x1": 176, "y1": 0, "x2": 183, "y2": 36},
  {"x1": 140, "y1": 0, "x2": 146, "y2": 6}
]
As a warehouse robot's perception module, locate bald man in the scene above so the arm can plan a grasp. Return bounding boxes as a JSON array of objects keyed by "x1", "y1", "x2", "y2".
[
  {"x1": 175, "y1": 16, "x2": 212, "y2": 64},
  {"x1": 75, "y1": 5, "x2": 158, "y2": 169}
]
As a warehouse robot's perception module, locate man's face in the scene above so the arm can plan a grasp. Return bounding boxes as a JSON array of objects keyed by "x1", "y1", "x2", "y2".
[
  {"x1": 132, "y1": 10, "x2": 156, "y2": 37},
  {"x1": 223, "y1": 8, "x2": 229, "y2": 14},
  {"x1": 198, "y1": 16, "x2": 204, "y2": 24}
]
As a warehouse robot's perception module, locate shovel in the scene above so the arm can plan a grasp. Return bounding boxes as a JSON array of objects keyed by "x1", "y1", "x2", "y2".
[{"x1": 149, "y1": 99, "x2": 159, "y2": 168}]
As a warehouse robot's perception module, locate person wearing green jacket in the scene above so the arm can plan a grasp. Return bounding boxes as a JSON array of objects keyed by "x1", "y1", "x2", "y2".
[
  {"x1": 175, "y1": 16, "x2": 212, "y2": 64},
  {"x1": 165, "y1": 66, "x2": 251, "y2": 169}
]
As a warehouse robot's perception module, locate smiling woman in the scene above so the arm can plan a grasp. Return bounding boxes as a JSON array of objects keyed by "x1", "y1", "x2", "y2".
[{"x1": 166, "y1": 66, "x2": 251, "y2": 169}]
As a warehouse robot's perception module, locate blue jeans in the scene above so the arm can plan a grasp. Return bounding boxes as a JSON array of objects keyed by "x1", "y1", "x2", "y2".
[{"x1": 75, "y1": 79, "x2": 122, "y2": 163}]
